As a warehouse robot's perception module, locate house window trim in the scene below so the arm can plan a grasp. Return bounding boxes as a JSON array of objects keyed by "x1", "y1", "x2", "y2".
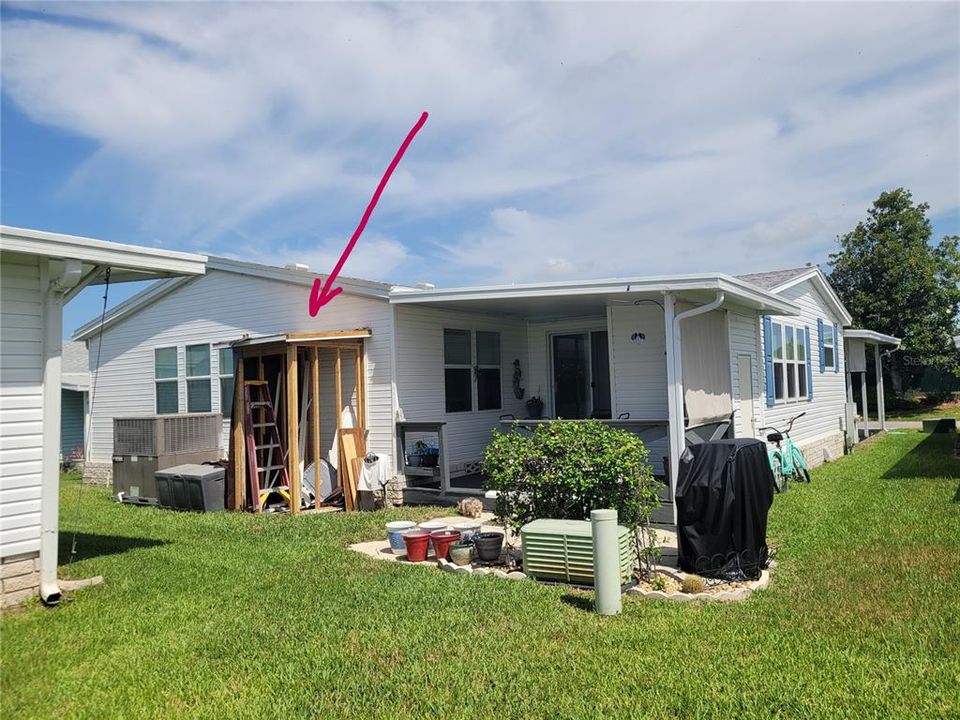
[
  {"x1": 822, "y1": 322, "x2": 836, "y2": 371},
  {"x1": 771, "y1": 320, "x2": 809, "y2": 406},
  {"x1": 218, "y1": 347, "x2": 235, "y2": 419},
  {"x1": 154, "y1": 346, "x2": 179, "y2": 415},
  {"x1": 443, "y1": 329, "x2": 503, "y2": 415},
  {"x1": 185, "y1": 343, "x2": 212, "y2": 414}
]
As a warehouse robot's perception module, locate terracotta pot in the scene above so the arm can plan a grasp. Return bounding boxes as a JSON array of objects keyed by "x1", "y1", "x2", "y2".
[
  {"x1": 449, "y1": 541, "x2": 473, "y2": 566},
  {"x1": 473, "y1": 532, "x2": 504, "y2": 562},
  {"x1": 430, "y1": 530, "x2": 462, "y2": 561},
  {"x1": 402, "y1": 529, "x2": 430, "y2": 562}
]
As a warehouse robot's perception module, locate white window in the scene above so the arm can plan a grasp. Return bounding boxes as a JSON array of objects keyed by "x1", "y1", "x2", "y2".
[
  {"x1": 185, "y1": 344, "x2": 211, "y2": 413},
  {"x1": 154, "y1": 347, "x2": 179, "y2": 415},
  {"x1": 772, "y1": 321, "x2": 808, "y2": 403},
  {"x1": 219, "y1": 348, "x2": 235, "y2": 418},
  {"x1": 443, "y1": 329, "x2": 502, "y2": 413},
  {"x1": 822, "y1": 323, "x2": 835, "y2": 369}
]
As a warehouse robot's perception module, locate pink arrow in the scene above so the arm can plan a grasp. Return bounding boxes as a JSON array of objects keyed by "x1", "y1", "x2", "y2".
[{"x1": 309, "y1": 111, "x2": 429, "y2": 315}]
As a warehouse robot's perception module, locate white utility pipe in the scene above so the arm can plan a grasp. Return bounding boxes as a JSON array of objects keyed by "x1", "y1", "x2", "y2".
[
  {"x1": 666, "y1": 292, "x2": 725, "y2": 525},
  {"x1": 591, "y1": 509, "x2": 621, "y2": 615},
  {"x1": 40, "y1": 259, "x2": 82, "y2": 605}
]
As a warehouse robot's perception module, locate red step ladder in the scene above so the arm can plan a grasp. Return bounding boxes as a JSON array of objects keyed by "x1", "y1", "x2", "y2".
[{"x1": 243, "y1": 380, "x2": 290, "y2": 512}]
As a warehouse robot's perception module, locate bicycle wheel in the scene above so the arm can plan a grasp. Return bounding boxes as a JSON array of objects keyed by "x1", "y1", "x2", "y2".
[
  {"x1": 771, "y1": 455, "x2": 786, "y2": 493},
  {"x1": 792, "y1": 447, "x2": 811, "y2": 482}
]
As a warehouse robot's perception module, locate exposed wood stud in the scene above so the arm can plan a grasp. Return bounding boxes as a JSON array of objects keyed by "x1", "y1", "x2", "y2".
[
  {"x1": 286, "y1": 345, "x2": 301, "y2": 513},
  {"x1": 230, "y1": 355, "x2": 246, "y2": 510},
  {"x1": 310, "y1": 346, "x2": 321, "y2": 473}
]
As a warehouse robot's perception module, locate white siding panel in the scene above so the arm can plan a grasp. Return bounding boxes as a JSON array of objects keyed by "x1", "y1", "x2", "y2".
[
  {"x1": 759, "y1": 280, "x2": 847, "y2": 445},
  {"x1": 608, "y1": 304, "x2": 669, "y2": 474},
  {"x1": 0, "y1": 253, "x2": 44, "y2": 558},
  {"x1": 728, "y1": 311, "x2": 763, "y2": 438},
  {"x1": 394, "y1": 305, "x2": 527, "y2": 467},
  {"x1": 87, "y1": 269, "x2": 395, "y2": 463}
]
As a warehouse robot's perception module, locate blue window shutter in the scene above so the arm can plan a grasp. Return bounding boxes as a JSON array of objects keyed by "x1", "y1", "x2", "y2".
[
  {"x1": 817, "y1": 318, "x2": 825, "y2": 373},
  {"x1": 805, "y1": 326, "x2": 813, "y2": 400},
  {"x1": 833, "y1": 322, "x2": 840, "y2": 372},
  {"x1": 763, "y1": 316, "x2": 774, "y2": 407}
]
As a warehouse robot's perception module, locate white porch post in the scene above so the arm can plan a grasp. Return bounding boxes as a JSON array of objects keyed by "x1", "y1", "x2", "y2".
[
  {"x1": 860, "y1": 371, "x2": 870, "y2": 430},
  {"x1": 874, "y1": 344, "x2": 886, "y2": 431},
  {"x1": 846, "y1": 371, "x2": 854, "y2": 403},
  {"x1": 663, "y1": 293, "x2": 681, "y2": 526}
]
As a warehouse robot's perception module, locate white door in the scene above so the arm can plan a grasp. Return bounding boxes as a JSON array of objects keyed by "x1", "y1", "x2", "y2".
[{"x1": 737, "y1": 355, "x2": 756, "y2": 437}]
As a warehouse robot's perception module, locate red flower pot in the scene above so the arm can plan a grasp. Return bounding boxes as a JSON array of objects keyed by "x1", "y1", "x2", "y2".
[
  {"x1": 430, "y1": 530, "x2": 462, "y2": 561},
  {"x1": 402, "y1": 530, "x2": 431, "y2": 562}
]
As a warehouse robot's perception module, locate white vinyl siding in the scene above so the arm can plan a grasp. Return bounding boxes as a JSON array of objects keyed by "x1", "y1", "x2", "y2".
[
  {"x1": 86, "y1": 269, "x2": 395, "y2": 466},
  {"x1": 607, "y1": 303, "x2": 669, "y2": 475},
  {"x1": 394, "y1": 305, "x2": 527, "y2": 467},
  {"x1": 759, "y1": 279, "x2": 847, "y2": 447},
  {"x1": 0, "y1": 253, "x2": 44, "y2": 558},
  {"x1": 728, "y1": 312, "x2": 762, "y2": 438}
]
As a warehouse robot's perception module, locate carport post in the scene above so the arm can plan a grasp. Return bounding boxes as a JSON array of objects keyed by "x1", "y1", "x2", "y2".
[{"x1": 874, "y1": 344, "x2": 886, "y2": 431}]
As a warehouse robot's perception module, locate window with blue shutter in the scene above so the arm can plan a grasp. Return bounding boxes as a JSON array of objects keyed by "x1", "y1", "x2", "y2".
[
  {"x1": 763, "y1": 316, "x2": 774, "y2": 407},
  {"x1": 805, "y1": 326, "x2": 813, "y2": 400},
  {"x1": 832, "y1": 322, "x2": 840, "y2": 372},
  {"x1": 817, "y1": 318, "x2": 825, "y2": 373}
]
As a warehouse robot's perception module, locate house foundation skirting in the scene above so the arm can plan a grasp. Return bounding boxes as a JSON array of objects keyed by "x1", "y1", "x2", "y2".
[
  {"x1": 1, "y1": 552, "x2": 40, "y2": 608},
  {"x1": 796, "y1": 431, "x2": 845, "y2": 468},
  {"x1": 82, "y1": 461, "x2": 113, "y2": 485}
]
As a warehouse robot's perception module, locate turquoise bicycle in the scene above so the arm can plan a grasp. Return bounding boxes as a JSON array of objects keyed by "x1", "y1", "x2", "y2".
[{"x1": 758, "y1": 412, "x2": 811, "y2": 492}]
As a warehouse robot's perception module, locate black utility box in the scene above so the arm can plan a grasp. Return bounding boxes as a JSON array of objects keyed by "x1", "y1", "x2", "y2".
[
  {"x1": 155, "y1": 464, "x2": 225, "y2": 512},
  {"x1": 675, "y1": 439, "x2": 774, "y2": 580}
]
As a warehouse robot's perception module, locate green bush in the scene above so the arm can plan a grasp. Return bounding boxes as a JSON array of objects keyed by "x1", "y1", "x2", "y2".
[{"x1": 482, "y1": 420, "x2": 660, "y2": 535}]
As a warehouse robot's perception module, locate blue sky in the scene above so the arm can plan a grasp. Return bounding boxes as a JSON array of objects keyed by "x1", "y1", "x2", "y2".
[{"x1": 1, "y1": 2, "x2": 957, "y2": 338}]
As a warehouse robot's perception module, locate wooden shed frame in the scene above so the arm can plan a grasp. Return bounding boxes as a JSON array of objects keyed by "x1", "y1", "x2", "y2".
[{"x1": 226, "y1": 329, "x2": 370, "y2": 513}]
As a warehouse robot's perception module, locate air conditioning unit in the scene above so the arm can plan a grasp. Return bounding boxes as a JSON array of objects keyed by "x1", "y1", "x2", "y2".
[
  {"x1": 113, "y1": 414, "x2": 222, "y2": 504},
  {"x1": 521, "y1": 519, "x2": 634, "y2": 585}
]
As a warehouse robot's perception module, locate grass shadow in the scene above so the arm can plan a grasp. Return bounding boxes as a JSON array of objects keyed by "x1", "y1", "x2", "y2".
[
  {"x1": 58, "y1": 532, "x2": 168, "y2": 564},
  {"x1": 882, "y1": 432, "x2": 960, "y2": 480},
  {"x1": 560, "y1": 593, "x2": 595, "y2": 613}
]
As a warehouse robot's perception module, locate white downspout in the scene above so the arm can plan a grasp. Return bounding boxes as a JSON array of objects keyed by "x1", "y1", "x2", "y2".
[
  {"x1": 667, "y1": 291, "x2": 725, "y2": 526},
  {"x1": 39, "y1": 258, "x2": 82, "y2": 605}
]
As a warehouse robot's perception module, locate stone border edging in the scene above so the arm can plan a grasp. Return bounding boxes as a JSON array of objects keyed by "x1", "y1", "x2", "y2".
[
  {"x1": 626, "y1": 569, "x2": 770, "y2": 602},
  {"x1": 436, "y1": 557, "x2": 771, "y2": 602}
]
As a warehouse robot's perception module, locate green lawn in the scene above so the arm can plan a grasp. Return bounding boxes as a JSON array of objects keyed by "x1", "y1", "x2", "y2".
[
  {"x1": 2, "y1": 432, "x2": 959, "y2": 719},
  {"x1": 886, "y1": 393, "x2": 959, "y2": 421}
]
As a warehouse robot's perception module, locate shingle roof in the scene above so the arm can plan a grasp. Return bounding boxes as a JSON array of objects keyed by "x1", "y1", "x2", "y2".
[
  {"x1": 62, "y1": 341, "x2": 88, "y2": 374},
  {"x1": 735, "y1": 267, "x2": 813, "y2": 291}
]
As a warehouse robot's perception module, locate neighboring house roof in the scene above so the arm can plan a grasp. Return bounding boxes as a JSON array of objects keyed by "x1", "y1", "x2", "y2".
[
  {"x1": 845, "y1": 329, "x2": 902, "y2": 347},
  {"x1": 61, "y1": 341, "x2": 89, "y2": 392},
  {"x1": 737, "y1": 265, "x2": 853, "y2": 327},
  {"x1": 390, "y1": 272, "x2": 799, "y2": 318},
  {"x1": 73, "y1": 255, "x2": 396, "y2": 341}
]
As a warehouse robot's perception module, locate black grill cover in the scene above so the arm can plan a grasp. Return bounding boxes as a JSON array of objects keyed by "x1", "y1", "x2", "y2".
[{"x1": 675, "y1": 439, "x2": 774, "y2": 580}]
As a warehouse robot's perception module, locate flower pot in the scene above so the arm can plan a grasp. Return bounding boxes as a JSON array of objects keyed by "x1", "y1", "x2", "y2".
[
  {"x1": 526, "y1": 400, "x2": 544, "y2": 419},
  {"x1": 420, "y1": 453, "x2": 439, "y2": 468},
  {"x1": 418, "y1": 520, "x2": 448, "y2": 554},
  {"x1": 449, "y1": 541, "x2": 473, "y2": 566},
  {"x1": 452, "y1": 522, "x2": 481, "y2": 543},
  {"x1": 473, "y1": 532, "x2": 504, "y2": 562},
  {"x1": 385, "y1": 520, "x2": 417, "y2": 555},
  {"x1": 405, "y1": 454, "x2": 421, "y2": 467},
  {"x1": 430, "y1": 530, "x2": 461, "y2": 561},
  {"x1": 402, "y1": 529, "x2": 431, "y2": 562}
]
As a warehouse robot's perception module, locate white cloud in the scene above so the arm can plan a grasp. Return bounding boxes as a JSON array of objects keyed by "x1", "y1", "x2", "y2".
[{"x1": 1, "y1": 2, "x2": 957, "y2": 286}]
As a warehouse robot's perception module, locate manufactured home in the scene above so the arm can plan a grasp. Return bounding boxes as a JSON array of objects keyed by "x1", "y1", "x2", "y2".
[
  {"x1": 73, "y1": 258, "x2": 894, "y2": 522},
  {"x1": 0, "y1": 225, "x2": 206, "y2": 608}
]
